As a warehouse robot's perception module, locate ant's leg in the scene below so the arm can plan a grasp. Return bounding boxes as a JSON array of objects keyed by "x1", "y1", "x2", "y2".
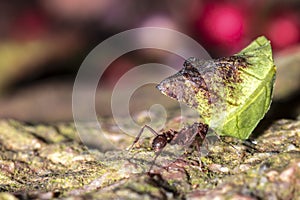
[
  {"x1": 184, "y1": 124, "x2": 208, "y2": 167},
  {"x1": 192, "y1": 130, "x2": 208, "y2": 168},
  {"x1": 149, "y1": 150, "x2": 187, "y2": 173},
  {"x1": 201, "y1": 134, "x2": 211, "y2": 155},
  {"x1": 242, "y1": 139, "x2": 261, "y2": 153},
  {"x1": 148, "y1": 150, "x2": 163, "y2": 173},
  {"x1": 127, "y1": 125, "x2": 159, "y2": 151},
  {"x1": 211, "y1": 131, "x2": 241, "y2": 157},
  {"x1": 194, "y1": 139, "x2": 203, "y2": 169},
  {"x1": 182, "y1": 122, "x2": 208, "y2": 149},
  {"x1": 185, "y1": 129, "x2": 201, "y2": 149}
]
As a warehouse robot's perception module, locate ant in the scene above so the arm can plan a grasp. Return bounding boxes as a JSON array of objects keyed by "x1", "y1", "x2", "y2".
[{"x1": 128, "y1": 122, "x2": 209, "y2": 172}]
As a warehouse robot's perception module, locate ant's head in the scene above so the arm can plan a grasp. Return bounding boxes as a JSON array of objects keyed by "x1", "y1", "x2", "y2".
[{"x1": 152, "y1": 135, "x2": 167, "y2": 152}]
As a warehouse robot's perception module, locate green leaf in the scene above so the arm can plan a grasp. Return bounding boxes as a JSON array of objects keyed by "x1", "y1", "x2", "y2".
[{"x1": 157, "y1": 36, "x2": 276, "y2": 139}]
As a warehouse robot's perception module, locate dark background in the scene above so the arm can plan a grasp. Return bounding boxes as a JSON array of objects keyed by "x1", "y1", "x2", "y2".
[{"x1": 0, "y1": 0, "x2": 299, "y2": 122}]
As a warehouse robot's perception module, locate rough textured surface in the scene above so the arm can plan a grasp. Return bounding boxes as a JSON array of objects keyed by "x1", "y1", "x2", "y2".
[{"x1": 0, "y1": 116, "x2": 299, "y2": 199}]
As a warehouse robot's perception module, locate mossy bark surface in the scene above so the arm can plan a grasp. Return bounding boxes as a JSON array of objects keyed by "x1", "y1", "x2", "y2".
[{"x1": 0, "y1": 116, "x2": 299, "y2": 199}]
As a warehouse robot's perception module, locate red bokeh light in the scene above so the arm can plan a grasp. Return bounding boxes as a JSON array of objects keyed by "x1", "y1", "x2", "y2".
[
  {"x1": 266, "y1": 14, "x2": 299, "y2": 50},
  {"x1": 196, "y1": 3, "x2": 246, "y2": 45}
]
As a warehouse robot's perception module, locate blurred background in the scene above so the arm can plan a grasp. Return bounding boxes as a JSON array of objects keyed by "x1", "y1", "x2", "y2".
[{"x1": 0, "y1": 0, "x2": 299, "y2": 122}]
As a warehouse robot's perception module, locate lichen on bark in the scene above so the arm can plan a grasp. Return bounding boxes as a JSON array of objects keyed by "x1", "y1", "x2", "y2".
[{"x1": 0, "y1": 116, "x2": 299, "y2": 199}]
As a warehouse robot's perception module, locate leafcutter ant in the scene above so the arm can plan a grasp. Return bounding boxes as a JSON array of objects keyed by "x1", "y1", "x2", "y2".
[{"x1": 128, "y1": 122, "x2": 209, "y2": 172}]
